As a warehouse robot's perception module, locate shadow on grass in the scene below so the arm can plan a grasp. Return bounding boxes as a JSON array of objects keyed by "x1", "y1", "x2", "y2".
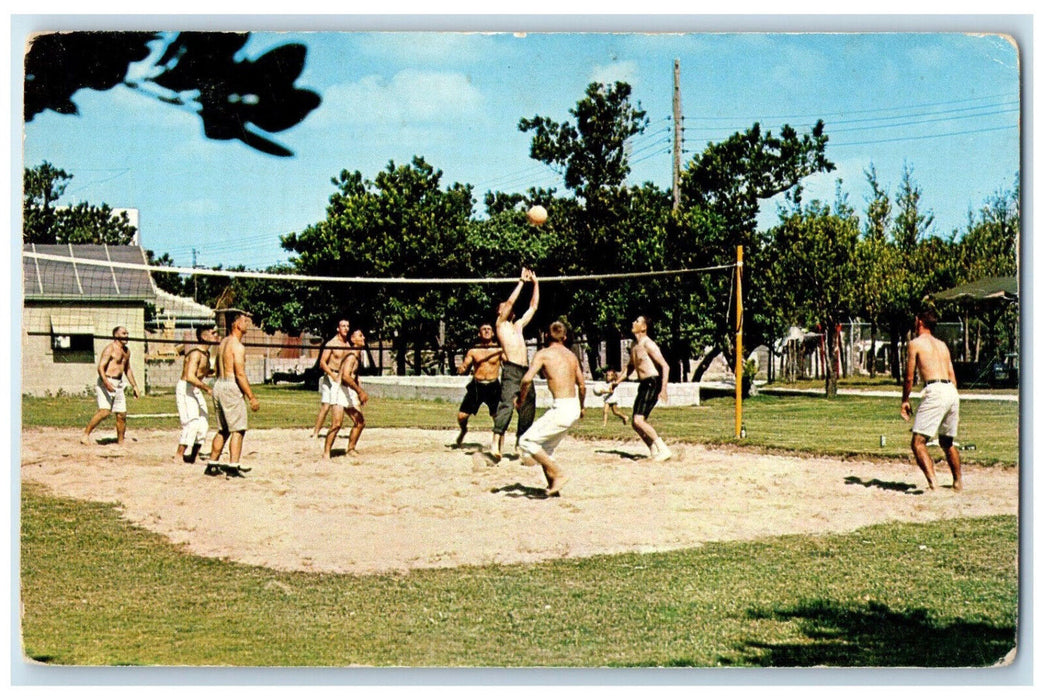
[
  {"x1": 844, "y1": 476, "x2": 924, "y2": 494},
  {"x1": 718, "y1": 599, "x2": 1015, "y2": 667}
]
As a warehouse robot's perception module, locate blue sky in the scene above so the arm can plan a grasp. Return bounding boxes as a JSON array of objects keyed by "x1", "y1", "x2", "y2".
[{"x1": 18, "y1": 24, "x2": 1022, "y2": 271}]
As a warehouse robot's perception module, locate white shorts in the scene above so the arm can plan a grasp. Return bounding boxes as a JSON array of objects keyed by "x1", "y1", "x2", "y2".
[
  {"x1": 95, "y1": 376, "x2": 127, "y2": 413},
  {"x1": 912, "y1": 381, "x2": 960, "y2": 439},
  {"x1": 518, "y1": 397, "x2": 582, "y2": 458},
  {"x1": 321, "y1": 374, "x2": 359, "y2": 409},
  {"x1": 175, "y1": 379, "x2": 209, "y2": 446}
]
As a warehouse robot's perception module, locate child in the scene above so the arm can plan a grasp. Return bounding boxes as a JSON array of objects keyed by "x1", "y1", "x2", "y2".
[{"x1": 596, "y1": 369, "x2": 628, "y2": 427}]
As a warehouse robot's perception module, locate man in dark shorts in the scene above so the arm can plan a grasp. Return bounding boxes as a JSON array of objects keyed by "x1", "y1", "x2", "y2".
[
  {"x1": 454, "y1": 323, "x2": 504, "y2": 448},
  {"x1": 610, "y1": 315, "x2": 672, "y2": 461},
  {"x1": 491, "y1": 267, "x2": 539, "y2": 459}
]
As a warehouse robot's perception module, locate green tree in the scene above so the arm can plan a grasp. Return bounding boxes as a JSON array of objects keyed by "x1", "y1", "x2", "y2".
[
  {"x1": 23, "y1": 161, "x2": 138, "y2": 245},
  {"x1": 881, "y1": 163, "x2": 938, "y2": 380},
  {"x1": 766, "y1": 193, "x2": 860, "y2": 397},
  {"x1": 280, "y1": 157, "x2": 475, "y2": 374},
  {"x1": 851, "y1": 164, "x2": 895, "y2": 378},
  {"x1": 518, "y1": 81, "x2": 648, "y2": 207},
  {"x1": 680, "y1": 121, "x2": 834, "y2": 249},
  {"x1": 679, "y1": 121, "x2": 835, "y2": 380}
]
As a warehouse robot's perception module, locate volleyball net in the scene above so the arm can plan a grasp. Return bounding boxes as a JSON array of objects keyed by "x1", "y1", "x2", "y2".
[{"x1": 21, "y1": 244, "x2": 744, "y2": 426}]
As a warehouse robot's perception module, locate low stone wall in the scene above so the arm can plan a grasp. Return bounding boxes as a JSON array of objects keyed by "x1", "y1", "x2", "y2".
[{"x1": 359, "y1": 375, "x2": 701, "y2": 408}]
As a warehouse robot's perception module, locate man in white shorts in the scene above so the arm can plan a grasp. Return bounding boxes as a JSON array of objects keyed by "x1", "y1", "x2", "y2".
[
  {"x1": 901, "y1": 309, "x2": 962, "y2": 491},
  {"x1": 82, "y1": 326, "x2": 141, "y2": 445},
  {"x1": 312, "y1": 319, "x2": 353, "y2": 438},
  {"x1": 515, "y1": 321, "x2": 586, "y2": 497},
  {"x1": 174, "y1": 326, "x2": 218, "y2": 463},
  {"x1": 324, "y1": 328, "x2": 369, "y2": 459}
]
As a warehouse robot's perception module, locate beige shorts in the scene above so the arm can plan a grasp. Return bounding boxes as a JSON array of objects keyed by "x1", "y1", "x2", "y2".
[
  {"x1": 213, "y1": 379, "x2": 249, "y2": 433},
  {"x1": 518, "y1": 397, "x2": 582, "y2": 458},
  {"x1": 912, "y1": 381, "x2": 960, "y2": 439},
  {"x1": 95, "y1": 376, "x2": 127, "y2": 413}
]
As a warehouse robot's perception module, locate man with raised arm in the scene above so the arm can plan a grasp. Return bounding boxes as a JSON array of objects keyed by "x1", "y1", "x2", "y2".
[
  {"x1": 329, "y1": 328, "x2": 369, "y2": 459},
  {"x1": 491, "y1": 267, "x2": 540, "y2": 460},
  {"x1": 516, "y1": 321, "x2": 586, "y2": 497},
  {"x1": 453, "y1": 322, "x2": 504, "y2": 448},
  {"x1": 610, "y1": 315, "x2": 673, "y2": 461},
  {"x1": 207, "y1": 312, "x2": 260, "y2": 476},
  {"x1": 82, "y1": 326, "x2": 140, "y2": 445},
  {"x1": 174, "y1": 325, "x2": 218, "y2": 463},
  {"x1": 901, "y1": 308, "x2": 962, "y2": 492},
  {"x1": 311, "y1": 319, "x2": 353, "y2": 438}
]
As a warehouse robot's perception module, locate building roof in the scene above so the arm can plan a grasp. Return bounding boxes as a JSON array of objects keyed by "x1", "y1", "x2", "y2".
[
  {"x1": 23, "y1": 243, "x2": 215, "y2": 326},
  {"x1": 928, "y1": 276, "x2": 1018, "y2": 304},
  {"x1": 23, "y1": 243, "x2": 155, "y2": 301}
]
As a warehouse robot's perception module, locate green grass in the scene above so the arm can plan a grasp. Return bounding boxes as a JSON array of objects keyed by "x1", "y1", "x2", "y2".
[
  {"x1": 21, "y1": 384, "x2": 1020, "y2": 467},
  {"x1": 20, "y1": 482, "x2": 1017, "y2": 667}
]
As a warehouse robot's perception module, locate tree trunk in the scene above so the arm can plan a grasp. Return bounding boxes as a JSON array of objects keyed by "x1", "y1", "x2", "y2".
[
  {"x1": 690, "y1": 347, "x2": 721, "y2": 382},
  {"x1": 888, "y1": 320, "x2": 902, "y2": 382},
  {"x1": 824, "y1": 321, "x2": 838, "y2": 397},
  {"x1": 868, "y1": 320, "x2": 878, "y2": 378},
  {"x1": 395, "y1": 332, "x2": 406, "y2": 376}
]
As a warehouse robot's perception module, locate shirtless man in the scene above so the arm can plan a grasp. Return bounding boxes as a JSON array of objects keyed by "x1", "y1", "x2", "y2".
[
  {"x1": 312, "y1": 319, "x2": 353, "y2": 438},
  {"x1": 206, "y1": 312, "x2": 260, "y2": 476},
  {"x1": 516, "y1": 321, "x2": 586, "y2": 497},
  {"x1": 327, "y1": 328, "x2": 369, "y2": 459},
  {"x1": 82, "y1": 326, "x2": 140, "y2": 445},
  {"x1": 491, "y1": 267, "x2": 539, "y2": 459},
  {"x1": 610, "y1": 315, "x2": 672, "y2": 461},
  {"x1": 901, "y1": 309, "x2": 962, "y2": 491},
  {"x1": 174, "y1": 326, "x2": 218, "y2": 463},
  {"x1": 453, "y1": 323, "x2": 504, "y2": 448}
]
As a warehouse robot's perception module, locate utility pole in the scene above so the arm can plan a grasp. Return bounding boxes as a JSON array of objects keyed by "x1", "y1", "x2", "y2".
[
  {"x1": 672, "y1": 58, "x2": 683, "y2": 212},
  {"x1": 191, "y1": 247, "x2": 198, "y2": 299}
]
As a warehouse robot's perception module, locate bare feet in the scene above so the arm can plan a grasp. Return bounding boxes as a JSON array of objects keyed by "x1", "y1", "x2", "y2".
[
  {"x1": 546, "y1": 475, "x2": 570, "y2": 497},
  {"x1": 80, "y1": 434, "x2": 92, "y2": 446},
  {"x1": 953, "y1": 480, "x2": 963, "y2": 492}
]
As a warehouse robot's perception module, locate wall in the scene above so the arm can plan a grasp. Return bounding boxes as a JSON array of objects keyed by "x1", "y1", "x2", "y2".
[{"x1": 21, "y1": 303, "x2": 145, "y2": 397}]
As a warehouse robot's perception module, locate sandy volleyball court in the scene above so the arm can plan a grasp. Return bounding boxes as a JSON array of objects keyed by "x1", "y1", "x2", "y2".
[{"x1": 20, "y1": 427, "x2": 1019, "y2": 576}]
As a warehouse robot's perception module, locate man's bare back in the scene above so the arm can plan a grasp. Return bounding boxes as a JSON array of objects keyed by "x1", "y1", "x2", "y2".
[{"x1": 532, "y1": 343, "x2": 584, "y2": 399}]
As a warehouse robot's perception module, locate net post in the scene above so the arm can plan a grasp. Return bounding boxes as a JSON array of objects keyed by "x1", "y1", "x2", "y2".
[{"x1": 735, "y1": 245, "x2": 744, "y2": 438}]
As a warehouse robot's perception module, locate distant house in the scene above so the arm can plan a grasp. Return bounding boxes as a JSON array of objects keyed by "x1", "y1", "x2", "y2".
[{"x1": 21, "y1": 244, "x2": 213, "y2": 396}]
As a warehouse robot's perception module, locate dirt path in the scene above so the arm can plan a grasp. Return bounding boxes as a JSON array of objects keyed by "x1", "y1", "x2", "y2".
[{"x1": 20, "y1": 427, "x2": 1019, "y2": 576}]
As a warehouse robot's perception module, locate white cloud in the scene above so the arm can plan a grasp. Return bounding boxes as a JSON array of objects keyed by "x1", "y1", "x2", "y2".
[
  {"x1": 590, "y1": 60, "x2": 639, "y2": 86},
  {"x1": 307, "y1": 69, "x2": 484, "y2": 129},
  {"x1": 353, "y1": 32, "x2": 498, "y2": 65}
]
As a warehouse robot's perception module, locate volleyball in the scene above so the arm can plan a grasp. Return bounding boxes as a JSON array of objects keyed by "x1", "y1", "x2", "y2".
[{"x1": 526, "y1": 205, "x2": 548, "y2": 226}]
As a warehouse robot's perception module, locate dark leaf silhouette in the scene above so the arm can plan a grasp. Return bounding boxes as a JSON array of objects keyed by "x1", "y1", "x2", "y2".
[
  {"x1": 24, "y1": 31, "x2": 157, "y2": 119},
  {"x1": 24, "y1": 31, "x2": 320, "y2": 157}
]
